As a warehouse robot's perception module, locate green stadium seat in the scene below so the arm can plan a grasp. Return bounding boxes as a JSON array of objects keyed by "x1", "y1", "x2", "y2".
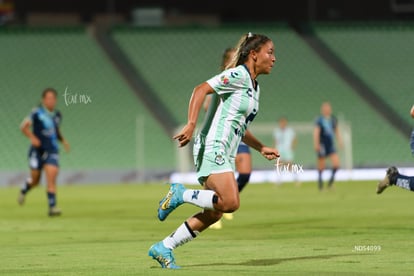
[
  {"x1": 0, "y1": 27, "x2": 175, "y2": 172},
  {"x1": 111, "y1": 24, "x2": 413, "y2": 169}
]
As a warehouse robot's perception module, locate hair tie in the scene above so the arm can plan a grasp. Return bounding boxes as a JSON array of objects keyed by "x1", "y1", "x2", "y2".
[{"x1": 247, "y1": 32, "x2": 253, "y2": 38}]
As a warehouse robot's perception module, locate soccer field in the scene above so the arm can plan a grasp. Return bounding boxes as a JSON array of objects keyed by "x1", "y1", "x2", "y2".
[{"x1": 1, "y1": 181, "x2": 413, "y2": 275}]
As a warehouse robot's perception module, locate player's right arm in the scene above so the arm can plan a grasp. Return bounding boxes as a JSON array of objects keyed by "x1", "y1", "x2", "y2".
[
  {"x1": 410, "y1": 104, "x2": 414, "y2": 118},
  {"x1": 313, "y1": 126, "x2": 320, "y2": 152},
  {"x1": 20, "y1": 117, "x2": 41, "y2": 148},
  {"x1": 203, "y1": 94, "x2": 212, "y2": 112},
  {"x1": 173, "y1": 82, "x2": 214, "y2": 147},
  {"x1": 292, "y1": 131, "x2": 298, "y2": 150}
]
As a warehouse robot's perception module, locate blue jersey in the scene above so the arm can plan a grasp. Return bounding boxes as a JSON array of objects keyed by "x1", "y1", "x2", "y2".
[
  {"x1": 28, "y1": 105, "x2": 62, "y2": 154},
  {"x1": 315, "y1": 115, "x2": 337, "y2": 147}
]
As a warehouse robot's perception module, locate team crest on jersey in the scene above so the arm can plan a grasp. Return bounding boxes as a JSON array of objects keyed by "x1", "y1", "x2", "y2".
[
  {"x1": 220, "y1": 75, "x2": 230, "y2": 86},
  {"x1": 230, "y1": 71, "x2": 238, "y2": 78},
  {"x1": 214, "y1": 153, "x2": 225, "y2": 166}
]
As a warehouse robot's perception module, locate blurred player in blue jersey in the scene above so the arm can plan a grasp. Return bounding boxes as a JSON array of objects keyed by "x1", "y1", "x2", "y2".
[
  {"x1": 377, "y1": 104, "x2": 414, "y2": 194},
  {"x1": 204, "y1": 47, "x2": 253, "y2": 229},
  {"x1": 18, "y1": 88, "x2": 70, "y2": 216},
  {"x1": 313, "y1": 101, "x2": 343, "y2": 191}
]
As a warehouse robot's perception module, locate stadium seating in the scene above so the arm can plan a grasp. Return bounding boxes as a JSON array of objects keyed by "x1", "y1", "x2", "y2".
[
  {"x1": 111, "y1": 23, "x2": 413, "y2": 169},
  {"x1": 0, "y1": 27, "x2": 175, "y2": 172},
  {"x1": 1, "y1": 23, "x2": 412, "y2": 176},
  {"x1": 311, "y1": 21, "x2": 414, "y2": 127}
]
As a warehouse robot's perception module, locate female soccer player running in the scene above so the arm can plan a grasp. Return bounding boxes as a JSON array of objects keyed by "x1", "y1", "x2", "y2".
[
  {"x1": 148, "y1": 33, "x2": 279, "y2": 269},
  {"x1": 204, "y1": 47, "x2": 253, "y2": 229},
  {"x1": 18, "y1": 88, "x2": 70, "y2": 216},
  {"x1": 205, "y1": 47, "x2": 253, "y2": 194}
]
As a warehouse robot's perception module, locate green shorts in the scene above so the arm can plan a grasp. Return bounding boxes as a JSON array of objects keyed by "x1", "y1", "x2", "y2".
[{"x1": 193, "y1": 149, "x2": 235, "y2": 185}]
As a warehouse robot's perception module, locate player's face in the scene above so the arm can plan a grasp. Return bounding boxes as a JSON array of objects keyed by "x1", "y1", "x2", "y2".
[
  {"x1": 279, "y1": 118, "x2": 287, "y2": 128},
  {"x1": 255, "y1": 41, "x2": 276, "y2": 75},
  {"x1": 321, "y1": 103, "x2": 332, "y2": 117},
  {"x1": 43, "y1": 91, "x2": 57, "y2": 111}
]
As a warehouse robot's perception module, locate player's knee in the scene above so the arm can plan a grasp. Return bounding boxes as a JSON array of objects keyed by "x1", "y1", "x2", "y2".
[{"x1": 222, "y1": 198, "x2": 240, "y2": 213}]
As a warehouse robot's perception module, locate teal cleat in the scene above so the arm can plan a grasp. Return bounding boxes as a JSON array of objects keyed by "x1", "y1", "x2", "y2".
[
  {"x1": 157, "y1": 183, "x2": 185, "y2": 221},
  {"x1": 148, "y1": 241, "x2": 181, "y2": 269}
]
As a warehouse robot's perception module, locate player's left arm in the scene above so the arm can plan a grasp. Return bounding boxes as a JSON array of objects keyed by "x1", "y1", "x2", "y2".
[
  {"x1": 55, "y1": 112, "x2": 70, "y2": 153},
  {"x1": 56, "y1": 126, "x2": 70, "y2": 153},
  {"x1": 243, "y1": 130, "x2": 279, "y2": 160},
  {"x1": 292, "y1": 132, "x2": 298, "y2": 150},
  {"x1": 334, "y1": 121, "x2": 343, "y2": 150}
]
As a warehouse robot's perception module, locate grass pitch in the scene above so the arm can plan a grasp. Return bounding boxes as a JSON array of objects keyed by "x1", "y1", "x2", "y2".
[{"x1": 0, "y1": 180, "x2": 413, "y2": 275}]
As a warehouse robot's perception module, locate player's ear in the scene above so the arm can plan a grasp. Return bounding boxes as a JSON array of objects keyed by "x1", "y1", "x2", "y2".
[{"x1": 251, "y1": 51, "x2": 257, "y2": 62}]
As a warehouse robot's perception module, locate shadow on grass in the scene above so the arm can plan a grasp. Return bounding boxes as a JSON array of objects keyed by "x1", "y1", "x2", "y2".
[{"x1": 186, "y1": 253, "x2": 359, "y2": 267}]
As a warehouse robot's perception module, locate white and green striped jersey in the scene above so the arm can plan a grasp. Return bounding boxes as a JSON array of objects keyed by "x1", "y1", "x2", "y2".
[{"x1": 197, "y1": 64, "x2": 260, "y2": 159}]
